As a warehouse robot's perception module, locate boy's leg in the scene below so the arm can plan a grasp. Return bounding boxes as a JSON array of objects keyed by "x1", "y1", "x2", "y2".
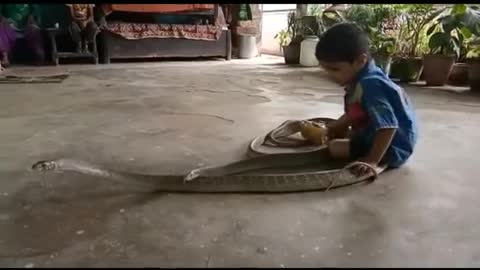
[{"x1": 327, "y1": 139, "x2": 351, "y2": 160}]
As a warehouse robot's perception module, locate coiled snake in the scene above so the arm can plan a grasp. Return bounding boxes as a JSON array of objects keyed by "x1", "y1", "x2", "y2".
[{"x1": 31, "y1": 118, "x2": 385, "y2": 193}]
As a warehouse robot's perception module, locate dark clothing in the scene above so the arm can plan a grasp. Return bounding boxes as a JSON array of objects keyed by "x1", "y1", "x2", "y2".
[{"x1": 69, "y1": 20, "x2": 98, "y2": 43}]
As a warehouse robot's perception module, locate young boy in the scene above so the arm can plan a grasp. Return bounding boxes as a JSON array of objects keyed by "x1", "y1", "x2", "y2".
[{"x1": 313, "y1": 22, "x2": 418, "y2": 177}]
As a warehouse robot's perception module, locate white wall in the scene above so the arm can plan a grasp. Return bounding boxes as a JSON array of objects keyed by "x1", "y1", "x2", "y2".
[{"x1": 260, "y1": 4, "x2": 296, "y2": 56}]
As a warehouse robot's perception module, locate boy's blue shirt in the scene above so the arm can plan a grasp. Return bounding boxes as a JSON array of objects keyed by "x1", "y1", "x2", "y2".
[{"x1": 344, "y1": 60, "x2": 418, "y2": 167}]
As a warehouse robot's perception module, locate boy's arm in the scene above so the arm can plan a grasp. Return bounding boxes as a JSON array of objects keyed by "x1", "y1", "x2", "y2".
[
  {"x1": 326, "y1": 113, "x2": 350, "y2": 138},
  {"x1": 361, "y1": 128, "x2": 396, "y2": 165},
  {"x1": 354, "y1": 80, "x2": 399, "y2": 173}
]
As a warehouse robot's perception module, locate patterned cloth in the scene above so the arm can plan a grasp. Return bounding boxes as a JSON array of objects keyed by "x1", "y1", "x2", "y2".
[
  {"x1": 101, "y1": 4, "x2": 214, "y2": 15},
  {"x1": 104, "y1": 22, "x2": 223, "y2": 41}
]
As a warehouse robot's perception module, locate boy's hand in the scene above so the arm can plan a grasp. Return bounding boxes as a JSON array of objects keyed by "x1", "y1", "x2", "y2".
[
  {"x1": 300, "y1": 120, "x2": 328, "y2": 145},
  {"x1": 346, "y1": 160, "x2": 378, "y2": 177},
  {"x1": 326, "y1": 123, "x2": 340, "y2": 139},
  {"x1": 326, "y1": 114, "x2": 351, "y2": 139}
]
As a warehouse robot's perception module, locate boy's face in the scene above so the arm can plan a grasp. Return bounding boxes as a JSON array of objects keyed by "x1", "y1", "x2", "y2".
[{"x1": 319, "y1": 54, "x2": 368, "y2": 87}]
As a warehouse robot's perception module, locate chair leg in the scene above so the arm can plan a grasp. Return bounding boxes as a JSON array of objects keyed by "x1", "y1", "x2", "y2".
[{"x1": 48, "y1": 32, "x2": 59, "y2": 66}]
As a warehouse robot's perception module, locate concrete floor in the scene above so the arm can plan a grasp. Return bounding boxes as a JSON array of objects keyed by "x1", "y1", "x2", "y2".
[{"x1": 1, "y1": 56, "x2": 480, "y2": 267}]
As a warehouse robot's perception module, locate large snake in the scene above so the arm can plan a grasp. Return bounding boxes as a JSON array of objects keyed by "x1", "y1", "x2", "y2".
[{"x1": 31, "y1": 118, "x2": 385, "y2": 193}]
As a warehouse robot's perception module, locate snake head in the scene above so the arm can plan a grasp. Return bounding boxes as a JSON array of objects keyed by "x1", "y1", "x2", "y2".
[
  {"x1": 184, "y1": 168, "x2": 203, "y2": 182},
  {"x1": 31, "y1": 160, "x2": 56, "y2": 172}
]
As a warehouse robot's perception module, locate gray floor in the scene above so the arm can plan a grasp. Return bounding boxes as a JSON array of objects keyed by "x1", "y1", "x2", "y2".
[{"x1": 1, "y1": 56, "x2": 480, "y2": 267}]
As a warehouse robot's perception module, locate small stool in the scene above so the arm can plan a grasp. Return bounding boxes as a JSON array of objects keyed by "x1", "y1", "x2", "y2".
[{"x1": 45, "y1": 27, "x2": 99, "y2": 65}]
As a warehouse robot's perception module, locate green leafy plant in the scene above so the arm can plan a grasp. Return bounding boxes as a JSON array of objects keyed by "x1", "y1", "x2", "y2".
[
  {"x1": 307, "y1": 4, "x2": 329, "y2": 16},
  {"x1": 395, "y1": 4, "x2": 447, "y2": 57},
  {"x1": 274, "y1": 11, "x2": 297, "y2": 49},
  {"x1": 310, "y1": 5, "x2": 402, "y2": 57},
  {"x1": 427, "y1": 4, "x2": 480, "y2": 60},
  {"x1": 341, "y1": 5, "x2": 402, "y2": 57},
  {"x1": 275, "y1": 8, "x2": 325, "y2": 48},
  {"x1": 467, "y1": 37, "x2": 480, "y2": 58},
  {"x1": 319, "y1": 7, "x2": 345, "y2": 29},
  {"x1": 274, "y1": 29, "x2": 292, "y2": 48}
]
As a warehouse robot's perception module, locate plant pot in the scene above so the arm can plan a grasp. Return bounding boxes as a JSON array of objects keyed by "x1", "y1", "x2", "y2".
[
  {"x1": 389, "y1": 57, "x2": 424, "y2": 82},
  {"x1": 423, "y1": 54, "x2": 456, "y2": 86},
  {"x1": 467, "y1": 57, "x2": 480, "y2": 91},
  {"x1": 448, "y1": 63, "x2": 470, "y2": 86},
  {"x1": 372, "y1": 54, "x2": 392, "y2": 75},
  {"x1": 282, "y1": 43, "x2": 301, "y2": 65}
]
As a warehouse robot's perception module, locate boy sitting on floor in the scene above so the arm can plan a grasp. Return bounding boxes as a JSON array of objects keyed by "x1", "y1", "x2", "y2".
[{"x1": 305, "y1": 23, "x2": 418, "y2": 177}]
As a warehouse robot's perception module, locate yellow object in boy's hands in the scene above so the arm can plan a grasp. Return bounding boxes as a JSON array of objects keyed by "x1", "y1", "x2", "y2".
[{"x1": 300, "y1": 121, "x2": 329, "y2": 145}]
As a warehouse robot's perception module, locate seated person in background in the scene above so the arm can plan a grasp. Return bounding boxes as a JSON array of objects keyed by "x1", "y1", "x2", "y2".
[
  {"x1": 66, "y1": 4, "x2": 99, "y2": 53},
  {"x1": 0, "y1": 4, "x2": 45, "y2": 67}
]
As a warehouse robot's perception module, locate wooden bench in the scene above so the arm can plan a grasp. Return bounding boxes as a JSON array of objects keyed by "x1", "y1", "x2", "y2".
[{"x1": 45, "y1": 27, "x2": 99, "y2": 65}]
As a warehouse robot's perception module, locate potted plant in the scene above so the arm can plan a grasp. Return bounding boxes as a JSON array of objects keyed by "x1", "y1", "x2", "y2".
[
  {"x1": 426, "y1": 4, "x2": 480, "y2": 86},
  {"x1": 302, "y1": 5, "x2": 321, "y2": 37},
  {"x1": 449, "y1": 36, "x2": 473, "y2": 86},
  {"x1": 423, "y1": 19, "x2": 460, "y2": 85},
  {"x1": 467, "y1": 38, "x2": 480, "y2": 91},
  {"x1": 338, "y1": 5, "x2": 401, "y2": 74},
  {"x1": 275, "y1": 11, "x2": 303, "y2": 64},
  {"x1": 366, "y1": 5, "x2": 402, "y2": 74},
  {"x1": 389, "y1": 5, "x2": 446, "y2": 82},
  {"x1": 448, "y1": 4, "x2": 480, "y2": 87}
]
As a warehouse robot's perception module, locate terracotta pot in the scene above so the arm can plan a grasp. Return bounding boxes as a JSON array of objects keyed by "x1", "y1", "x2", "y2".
[
  {"x1": 448, "y1": 63, "x2": 470, "y2": 86},
  {"x1": 468, "y1": 57, "x2": 480, "y2": 91},
  {"x1": 423, "y1": 54, "x2": 456, "y2": 86},
  {"x1": 390, "y1": 57, "x2": 424, "y2": 82},
  {"x1": 282, "y1": 43, "x2": 300, "y2": 65}
]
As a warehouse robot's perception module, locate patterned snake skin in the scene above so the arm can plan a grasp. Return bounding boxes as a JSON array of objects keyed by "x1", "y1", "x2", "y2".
[{"x1": 30, "y1": 118, "x2": 381, "y2": 193}]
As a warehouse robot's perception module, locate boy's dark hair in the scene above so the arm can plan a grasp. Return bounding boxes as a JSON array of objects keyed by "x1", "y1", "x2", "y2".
[{"x1": 315, "y1": 22, "x2": 370, "y2": 63}]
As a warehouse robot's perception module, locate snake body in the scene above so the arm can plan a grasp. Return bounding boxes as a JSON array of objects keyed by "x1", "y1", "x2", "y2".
[{"x1": 31, "y1": 118, "x2": 382, "y2": 193}]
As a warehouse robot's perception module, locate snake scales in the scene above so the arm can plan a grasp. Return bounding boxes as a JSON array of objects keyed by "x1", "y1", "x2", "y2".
[{"x1": 31, "y1": 118, "x2": 382, "y2": 193}]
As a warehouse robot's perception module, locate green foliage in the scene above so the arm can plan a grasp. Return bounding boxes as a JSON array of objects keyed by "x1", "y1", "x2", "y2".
[
  {"x1": 427, "y1": 4, "x2": 480, "y2": 60},
  {"x1": 275, "y1": 4, "x2": 480, "y2": 59},
  {"x1": 274, "y1": 29, "x2": 292, "y2": 48},
  {"x1": 464, "y1": 33, "x2": 480, "y2": 59},
  {"x1": 322, "y1": 5, "x2": 402, "y2": 57},
  {"x1": 307, "y1": 4, "x2": 329, "y2": 16},
  {"x1": 274, "y1": 11, "x2": 297, "y2": 48},
  {"x1": 466, "y1": 39, "x2": 480, "y2": 58},
  {"x1": 351, "y1": 5, "x2": 402, "y2": 57},
  {"x1": 395, "y1": 4, "x2": 447, "y2": 57}
]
